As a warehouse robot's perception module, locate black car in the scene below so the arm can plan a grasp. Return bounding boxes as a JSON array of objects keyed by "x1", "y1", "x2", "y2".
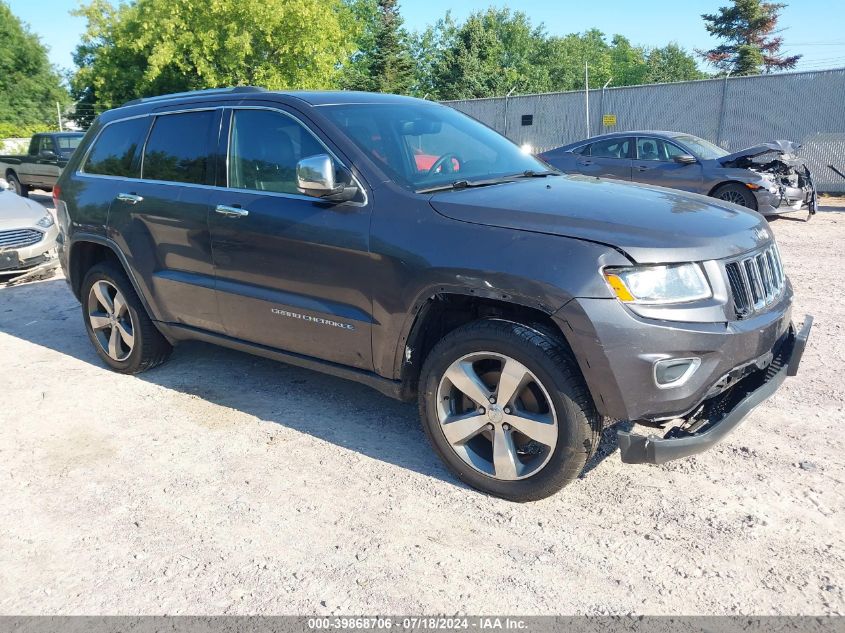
[
  {"x1": 54, "y1": 88, "x2": 810, "y2": 500},
  {"x1": 539, "y1": 131, "x2": 817, "y2": 217}
]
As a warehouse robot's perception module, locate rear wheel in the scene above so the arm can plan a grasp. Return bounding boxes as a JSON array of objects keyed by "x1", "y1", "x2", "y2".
[
  {"x1": 81, "y1": 262, "x2": 172, "y2": 373},
  {"x1": 6, "y1": 172, "x2": 28, "y2": 198},
  {"x1": 712, "y1": 183, "x2": 757, "y2": 210},
  {"x1": 419, "y1": 319, "x2": 601, "y2": 501}
]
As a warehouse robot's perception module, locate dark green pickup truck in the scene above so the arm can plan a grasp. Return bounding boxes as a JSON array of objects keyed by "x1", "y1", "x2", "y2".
[{"x1": 0, "y1": 132, "x2": 85, "y2": 197}]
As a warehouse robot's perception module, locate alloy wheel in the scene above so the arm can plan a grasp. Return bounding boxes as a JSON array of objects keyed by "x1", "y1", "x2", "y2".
[
  {"x1": 87, "y1": 280, "x2": 135, "y2": 361},
  {"x1": 435, "y1": 352, "x2": 559, "y2": 480},
  {"x1": 720, "y1": 190, "x2": 748, "y2": 206}
]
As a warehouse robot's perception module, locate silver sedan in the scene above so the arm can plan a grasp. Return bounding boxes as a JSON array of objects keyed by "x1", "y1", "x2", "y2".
[{"x1": 0, "y1": 179, "x2": 59, "y2": 280}]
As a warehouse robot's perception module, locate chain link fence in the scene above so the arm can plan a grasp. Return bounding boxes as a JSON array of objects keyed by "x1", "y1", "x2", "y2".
[{"x1": 444, "y1": 68, "x2": 845, "y2": 193}]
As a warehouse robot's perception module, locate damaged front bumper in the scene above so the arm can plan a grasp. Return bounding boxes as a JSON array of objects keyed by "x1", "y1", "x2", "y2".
[
  {"x1": 755, "y1": 170, "x2": 818, "y2": 217},
  {"x1": 617, "y1": 315, "x2": 812, "y2": 465}
]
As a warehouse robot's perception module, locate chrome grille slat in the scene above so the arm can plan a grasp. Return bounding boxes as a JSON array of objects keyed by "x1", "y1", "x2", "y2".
[
  {"x1": 0, "y1": 228, "x2": 43, "y2": 249},
  {"x1": 725, "y1": 244, "x2": 786, "y2": 319}
]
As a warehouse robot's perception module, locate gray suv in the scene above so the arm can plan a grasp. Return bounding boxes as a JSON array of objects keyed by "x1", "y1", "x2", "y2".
[{"x1": 54, "y1": 88, "x2": 811, "y2": 501}]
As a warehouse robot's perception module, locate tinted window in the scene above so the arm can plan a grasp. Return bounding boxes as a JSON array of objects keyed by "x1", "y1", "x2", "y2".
[
  {"x1": 228, "y1": 109, "x2": 325, "y2": 194},
  {"x1": 143, "y1": 111, "x2": 214, "y2": 184},
  {"x1": 590, "y1": 137, "x2": 631, "y2": 159},
  {"x1": 84, "y1": 118, "x2": 150, "y2": 178}
]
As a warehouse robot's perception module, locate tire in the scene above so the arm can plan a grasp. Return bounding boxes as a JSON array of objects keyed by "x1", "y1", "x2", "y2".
[
  {"x1": 419, "y1": 319, "x2": 601, "y2": 502},
  {"x1": 81, "y1": 262, "x2": 172, "y2": 374},
  {"x1": 712, "y1": 183, "x2": 757, "y2": 210},
  {"x1": 6, "y1": 172, "x2": 29, "y2": 198}
]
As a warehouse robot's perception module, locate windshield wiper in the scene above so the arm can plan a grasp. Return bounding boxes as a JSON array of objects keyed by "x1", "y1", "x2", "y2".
[
  {"x1": 416, "y1": 170, "x2": 560, "y2": 194},
  {"x1": 512, "y1": 169, "x2": 560, "y2": 178},
  {"x1": 417, "y1": 178, "x2": 503, "y2": 194}
]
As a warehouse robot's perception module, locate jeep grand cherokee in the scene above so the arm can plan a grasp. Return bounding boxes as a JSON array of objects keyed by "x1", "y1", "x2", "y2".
[{"x1": 54, "y1": 88, "x2": 812, "y2": 501}]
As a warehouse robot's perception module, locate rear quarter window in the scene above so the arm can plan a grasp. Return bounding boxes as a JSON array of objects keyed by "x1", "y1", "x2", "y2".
[{"x1": 83, "y1": 118, "x2": 150, "y2": 178}]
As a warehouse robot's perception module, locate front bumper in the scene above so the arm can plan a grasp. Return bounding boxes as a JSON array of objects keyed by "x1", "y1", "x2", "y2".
[
  {"x1": 554, "y1": 291, "x2": 794, "y2": 423},
  {"x1": 0, "y1": 224, "x2": 59, "y2": 276},
  {"x1": 754, "y1": 176, "x2": 818, "y2": 216},
  {"x1": 617, "y1": 316, "x2": 812, "y2": 464}
]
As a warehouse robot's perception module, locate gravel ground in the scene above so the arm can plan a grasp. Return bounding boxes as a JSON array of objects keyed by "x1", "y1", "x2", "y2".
[{"x1": 0, "y1": 195, "x2": 843, "y2": 616}]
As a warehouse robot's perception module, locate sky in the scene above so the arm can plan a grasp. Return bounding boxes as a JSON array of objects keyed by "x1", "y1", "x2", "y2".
[{"x1": 8, "y1": 0, "x2": 845, "y2": 77}]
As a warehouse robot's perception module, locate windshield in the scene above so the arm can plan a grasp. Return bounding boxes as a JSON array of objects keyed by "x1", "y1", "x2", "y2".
[
  {"x1": 321, "y1": 103, "x2": 547, "y2": 191},
  {"x1": 674, "y1": 134, "x2": 729, "y2": 160}
]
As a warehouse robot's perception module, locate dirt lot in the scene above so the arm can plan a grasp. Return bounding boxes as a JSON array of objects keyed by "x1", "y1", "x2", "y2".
[{"x1": 1, "y1": 195, "x2": 843, "y2": 616}]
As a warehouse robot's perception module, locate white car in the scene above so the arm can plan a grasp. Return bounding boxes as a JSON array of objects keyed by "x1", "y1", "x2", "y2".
[{"x1": 0, "y1": 178, "x2": 59, "y2": 278}]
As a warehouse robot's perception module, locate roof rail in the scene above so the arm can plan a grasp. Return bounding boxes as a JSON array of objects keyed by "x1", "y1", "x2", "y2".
[{"x1": 121, "y1": 86, "x2": 267, "y2": 108}]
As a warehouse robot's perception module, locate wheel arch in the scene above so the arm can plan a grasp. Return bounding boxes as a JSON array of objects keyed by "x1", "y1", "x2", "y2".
[
  {"x1": 68, "y1": 235, "x2": 158, "y2": 323},
  {"x1": 394, "y1": 291, "x2": 578, "y2": 401}
]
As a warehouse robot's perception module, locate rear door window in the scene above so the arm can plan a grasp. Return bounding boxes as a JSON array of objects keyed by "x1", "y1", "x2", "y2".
[
  {"x1": 142, "y1": 111, "x2": 215, "y2": 185},
  {"x1": 83, "y1": 118, "x2": 150, "y2": 178},
  {"x1": 590, "y1": 137, "x2": 632, "y2": 159}
]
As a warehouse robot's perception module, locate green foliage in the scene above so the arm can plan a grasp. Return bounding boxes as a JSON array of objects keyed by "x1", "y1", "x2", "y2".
[
  {"x1": 699, "y1": 0, "x2": 800, "y2": 75},
  {"x1": 0, "y1": 1, "x2": 68, "y2": 137},
  {"x1": 413, "y1": 11, "x2": 706, "y2": 100},
  {"x1": 70, "y1": 0, "x2": 357, "y2": 125},
  {"x1": 341, "y1": 0, "x2": 414, "y2": 93}
]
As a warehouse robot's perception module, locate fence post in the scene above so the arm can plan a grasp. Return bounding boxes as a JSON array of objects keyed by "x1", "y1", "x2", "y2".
[{"x1": 716, "y1": 72, "x2": 731, "y2": 147}]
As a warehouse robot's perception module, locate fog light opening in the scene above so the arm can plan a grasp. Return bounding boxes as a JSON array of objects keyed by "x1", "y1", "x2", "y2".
[{"x1": 654, "y1": 357, "x2": 701, "y2": 388}]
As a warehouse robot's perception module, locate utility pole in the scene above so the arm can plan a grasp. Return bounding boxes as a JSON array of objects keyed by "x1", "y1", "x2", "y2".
[
  {"x1": 600, "y1": 78, "x2": 612, "y2": 130},
  {"x1": 584, "y1": 61, "x2": 590, "y2": 138},
  {"x1": 56, "y1": 102, "x2": 62, "y2": 131}
]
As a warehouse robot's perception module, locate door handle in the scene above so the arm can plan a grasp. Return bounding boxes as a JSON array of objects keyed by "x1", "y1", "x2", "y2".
[
  {"x1": 116, "y1": 193, "x2": 143, "y2": 204},
  {"x1": 636, "y1": 166, "x2": 650, "y2": 172},
  {"x1": 215, "y1": 204, "x2": 249, "y2": 218}
]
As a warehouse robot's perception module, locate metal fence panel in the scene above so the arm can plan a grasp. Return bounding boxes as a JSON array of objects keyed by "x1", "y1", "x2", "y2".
[{"x1": 444, "y1": 68, "x2": 845, "y2": 192}]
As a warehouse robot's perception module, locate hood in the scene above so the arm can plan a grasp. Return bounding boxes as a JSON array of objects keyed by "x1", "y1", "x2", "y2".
[
  {"x1": 429, "y1": 175, "x2": 771, "y2": 264},
  {"x1": 0, "y1": 191, "x2": 50, "y2": 230},
  {"x1": 719, "y1": 140, "x2": 803, "y2": 167}
]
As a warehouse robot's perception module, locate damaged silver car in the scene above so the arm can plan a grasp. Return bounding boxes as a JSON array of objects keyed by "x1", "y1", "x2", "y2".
[
  {"x1": 0, "y1": 178, "x2": 59, "y2": 283},
  {"x1": 540, "y1": 133, "x2": 818, "y2": 218}
]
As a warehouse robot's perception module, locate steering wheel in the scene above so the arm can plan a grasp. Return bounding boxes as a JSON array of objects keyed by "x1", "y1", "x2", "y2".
[{"x1": 427, "y1": 153, "x2": 461, "y2": 176}]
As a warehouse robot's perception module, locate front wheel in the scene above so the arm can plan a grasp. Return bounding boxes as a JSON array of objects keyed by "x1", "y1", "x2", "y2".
[
  {"x1": 712, "y1": 183, "x2": 757, "y2": 210},
  {"x1": 419, "y1": 320, "x2": 601, "y2": 501}
]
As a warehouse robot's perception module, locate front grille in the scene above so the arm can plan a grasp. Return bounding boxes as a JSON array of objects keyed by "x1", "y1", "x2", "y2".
[
  {"x1": 725, "y1": 244, "x2": 785, "y2": 319},
  {"x1": 0, "y1": 228, "x2": 43, "y2": 250}
]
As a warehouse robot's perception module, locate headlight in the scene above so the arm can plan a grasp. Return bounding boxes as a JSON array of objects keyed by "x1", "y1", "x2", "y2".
[
  {"x1": 604, "y1": 263, "x2": 711, "y2": 304},
  {"x1": 36, "y1": 214, "x2": 55, "y2": 228}
]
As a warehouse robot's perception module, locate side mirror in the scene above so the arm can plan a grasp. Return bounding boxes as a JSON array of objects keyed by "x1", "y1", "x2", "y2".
[
  {"x1": 39, "y1": 150, "x2": 58, "y2": 160},
  {"x1": 0, "y1": 178, "x2": 10, "y2": 190},
  {"x1": 673, "y1": 154, "x2": 697, "y2": 165},
  {"x1": 296, "y1": 154, "x2": 358, "y2": 203}
]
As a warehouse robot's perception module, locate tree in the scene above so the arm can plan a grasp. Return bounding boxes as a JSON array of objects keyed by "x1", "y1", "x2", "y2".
[
  {"x1": 0, "y1": 1, "x2": 68, "y2": 137},
  {"x1": 644, "y1": 44, "x2": 707, "y2": 84},
  {"x1": 70, "y1": 0, "x2": 357, "y2": 126},
  {"x1": 415, "y1": 12, "x2": 705, "y2": 101},
  {"x1": 341, "y1": 0, "x2": 414, "y2": 93},
  {"x1": 424, "y1": 8, "x2": 549, "y2": 100},
  {"x1": 699, "y1": 0, "x2": 800, "y2": 75}
]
